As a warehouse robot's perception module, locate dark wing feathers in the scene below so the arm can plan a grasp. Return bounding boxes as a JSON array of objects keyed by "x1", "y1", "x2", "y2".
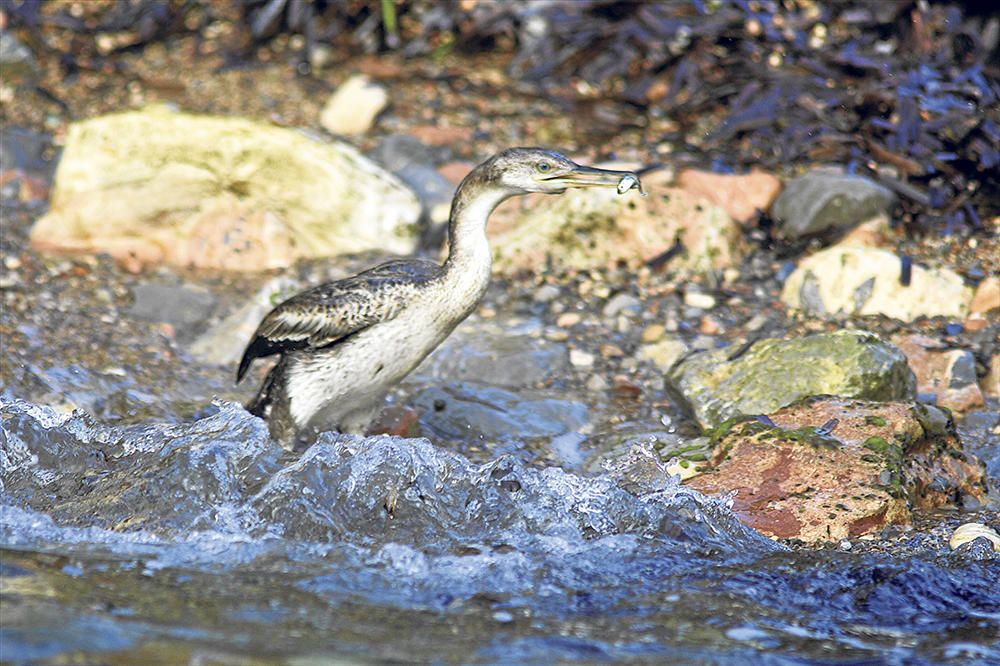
[{"x1": 235, "y1": 259, "x2": 440, "y2": 383}]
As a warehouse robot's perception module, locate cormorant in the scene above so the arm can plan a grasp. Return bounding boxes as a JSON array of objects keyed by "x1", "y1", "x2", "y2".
[{"x1": 237, "y1": 147, "x2": 642, "y2": 448}]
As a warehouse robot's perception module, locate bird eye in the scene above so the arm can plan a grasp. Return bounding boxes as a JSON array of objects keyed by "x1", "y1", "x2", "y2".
[{"x1": 537, "y1": 162, "x2": 551, "y2": 173}]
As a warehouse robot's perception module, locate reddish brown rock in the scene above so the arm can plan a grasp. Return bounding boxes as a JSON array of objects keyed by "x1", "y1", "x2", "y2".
[
  {"x1": 676, "y1": 168, "x2": 782, "y2": 224},
  {"x1": 437, "y1": 161, "x2": 475, "y2": 186},
  {"x1": 894, "y1": 334, "x2": 985, "y2": 414},
  {"x1": 0, "y1": 169, "x2": 50, "y2": 204},
  {"x1": 686, "y1": 398, "x2": 988, "y2": 543},
  {"x1": 369, "y1": 405, "x2": 420, "y2": 438},
  {"x1": 410, "y1": 125, "x2": 475, "y2": 146}
]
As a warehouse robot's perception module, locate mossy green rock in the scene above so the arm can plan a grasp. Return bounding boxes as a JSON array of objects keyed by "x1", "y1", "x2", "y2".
[{"x1": 667, "y1": 330, "x2": 916, "y2": 429}]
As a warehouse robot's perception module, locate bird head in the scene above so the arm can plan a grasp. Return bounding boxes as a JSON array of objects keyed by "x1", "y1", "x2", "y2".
[{"x1": 485, "y1": 147, "x2": 641, "y2": 196}]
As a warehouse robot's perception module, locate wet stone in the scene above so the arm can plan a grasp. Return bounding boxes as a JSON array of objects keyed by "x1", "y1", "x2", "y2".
[
  {"x1": 128, "y1": 282, "x2": 217, "y2": 336},
  {"x1": 413, "y1": 382, "x2": 589, "y2": 443},
  {"x1": 534, "y1": 284, "x2": 561, "y2": 303},
  {"x1": 419, "y1": 332, "x2": 566, "y2": 390}
]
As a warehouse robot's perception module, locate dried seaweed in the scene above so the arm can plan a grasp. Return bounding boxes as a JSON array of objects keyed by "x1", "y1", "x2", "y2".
[{"x1": 4, "y1": 0, "x2": 998, "y2": 234}]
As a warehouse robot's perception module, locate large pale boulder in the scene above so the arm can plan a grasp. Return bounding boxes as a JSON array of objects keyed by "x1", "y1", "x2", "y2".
[
  {"x1": 667, "y1": 330, "x2": 915, "y2": 429},
  {"x1": 782, "y1": 245, "x2": 973, "y2": 321},
  {"x1": 490, "y1": 169, "x2": 744, "y2": 276},
  {"x1": 687, "y1": 398, "x2": 989, "y2": 543},
  {"x1": 30, "y1": 107, "x2": 422, "y2": 271}
]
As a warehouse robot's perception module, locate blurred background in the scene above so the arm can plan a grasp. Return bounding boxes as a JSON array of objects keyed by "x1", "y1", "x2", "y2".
[{"x1": 3, "y1": 0, "x2": 998, "y2": 233}]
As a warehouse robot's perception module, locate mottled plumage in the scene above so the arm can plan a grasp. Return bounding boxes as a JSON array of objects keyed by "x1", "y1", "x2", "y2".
[
  {"x1": 236, "y1": 260, "x2": 440, "y2": 383},
  {"x1": 237, "y1": 148, "x2": 639, "y2": 448}
]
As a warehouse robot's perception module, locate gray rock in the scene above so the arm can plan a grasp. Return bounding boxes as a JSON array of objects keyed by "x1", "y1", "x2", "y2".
[
  {"x1": 414, "y1": 382, "x2": 589, "y2": 441},
  {"x1": 534, "y1": 284, "x2": 562, "y2": 303},
  {"x1": 0, "y1": 127, "x2": 53, "y2": 174},
  {"x1": 370, "y1": 134, "x2": 449, "y2": 172},
  {"x1": 395, "y1": 163, "x2": 454, "y2": 211},
  {"x1": 129, "y1": 282, "x2": 216, "y2": 334},
  {"x1": 189, "y1": 276, "x2": 300, "y2": 366},
  {"x1": 420, "y1": 333, "x2": 567, "y2": 389},
  {"x1": 773, "y1": 170, "x2": 897, "y2": 239},
  {"x1": 666, "y1": 330, "x2": 916, "y2": 429}
]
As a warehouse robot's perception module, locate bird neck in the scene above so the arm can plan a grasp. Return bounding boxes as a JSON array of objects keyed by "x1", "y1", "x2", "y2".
[{"x1": 442, "y1": 168, "x2": 512, "y2": 274}]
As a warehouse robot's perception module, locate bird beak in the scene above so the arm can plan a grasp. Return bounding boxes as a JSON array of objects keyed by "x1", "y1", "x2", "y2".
[{"x1": 544, "y1": 163, "x2": 643, "y2": 193}]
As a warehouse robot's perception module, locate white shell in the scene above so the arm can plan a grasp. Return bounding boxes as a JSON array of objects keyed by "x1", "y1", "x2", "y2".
[{"x1": 948, "y1": 522, "x2": 1000, "y2": 551}]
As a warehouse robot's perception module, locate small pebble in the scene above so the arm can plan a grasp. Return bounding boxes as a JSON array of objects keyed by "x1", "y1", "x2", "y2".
[
  {"x1": 534, "y1": 284, "x2": 561, "y2": 303},
  {"x1": 699, "y1": 315, "x2": 723, "y2": 335},
  {"x1": 586, "y1": 374, "x2": 608, "y2": 392},
  {"x1": 641, "y1": 324, "x2": 665, "y2": 343},
  {"x1": 613, "y1": 375, "x2": 642, "y2": 399},
  {"x1": 600, "y1": 344, "x2": 624, "y2": 358},
  {"x1": 544, "y1": 329, "x2": 569, "y2": 342},
  {"x1": 570, "y1": 349, "x2": 595, "y2": 368},
  {"x1": 745, "y1": 313, "x2": 769, "y2": 331},
  {"x1": 684, "y1": 291, "x2": 717, "y2": 309},
  {"x1": 556, "y1": 312, "x2": 582, "y2": 328}
]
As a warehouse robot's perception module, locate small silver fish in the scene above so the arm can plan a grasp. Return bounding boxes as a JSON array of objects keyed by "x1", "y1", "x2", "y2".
[{"x1": 617, "y1": 173, "x2": 645, "y2": 196}]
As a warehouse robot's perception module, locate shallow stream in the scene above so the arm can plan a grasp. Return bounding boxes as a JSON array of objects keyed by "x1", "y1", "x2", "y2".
[{"x1": 2, "y1": 384, "x2": 999, "y2": 664}]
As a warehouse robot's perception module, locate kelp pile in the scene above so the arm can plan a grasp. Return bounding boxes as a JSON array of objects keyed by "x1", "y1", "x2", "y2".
[{"x1": 5, "y1": 0, "x2": 998, "y2": 233}]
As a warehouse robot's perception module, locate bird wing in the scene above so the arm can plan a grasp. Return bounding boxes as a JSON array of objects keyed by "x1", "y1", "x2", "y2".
[{"x1": 236, "y1": 259, "x2": 441, "y2": 383}]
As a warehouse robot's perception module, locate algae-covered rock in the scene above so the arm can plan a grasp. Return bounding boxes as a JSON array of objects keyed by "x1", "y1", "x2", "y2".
[
  {"x1": 667, "y1": 330, "x2": 916, "y2": 429},
  {"x1": 781, "y1": 245, "x2": 973, "y2": 321},
  {"x1": 30, "y1": 106, "x2": 422, "y2": 271},
  {"x1": 687, "y1": 398, "x2": 990, "y2": 543},
  {"x1": 490, "y1": 169, "x2": 743, "y2": 275}
]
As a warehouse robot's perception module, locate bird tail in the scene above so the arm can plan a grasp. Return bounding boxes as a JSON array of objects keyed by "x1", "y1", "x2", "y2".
[{"x1": 245, "y1": 362, "x2": 279, "y2": 418}]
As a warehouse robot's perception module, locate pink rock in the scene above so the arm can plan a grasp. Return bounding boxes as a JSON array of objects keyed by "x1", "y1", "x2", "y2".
[
  {"x1": 686, "y1": 398, "x2": 988, "y2": 543},
  {"x1": 894, "y1": 334, "x2": 985, "y2": 414},
  {"x1": 676, "y1": 168, "x2": 782, "y2": 224}
]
